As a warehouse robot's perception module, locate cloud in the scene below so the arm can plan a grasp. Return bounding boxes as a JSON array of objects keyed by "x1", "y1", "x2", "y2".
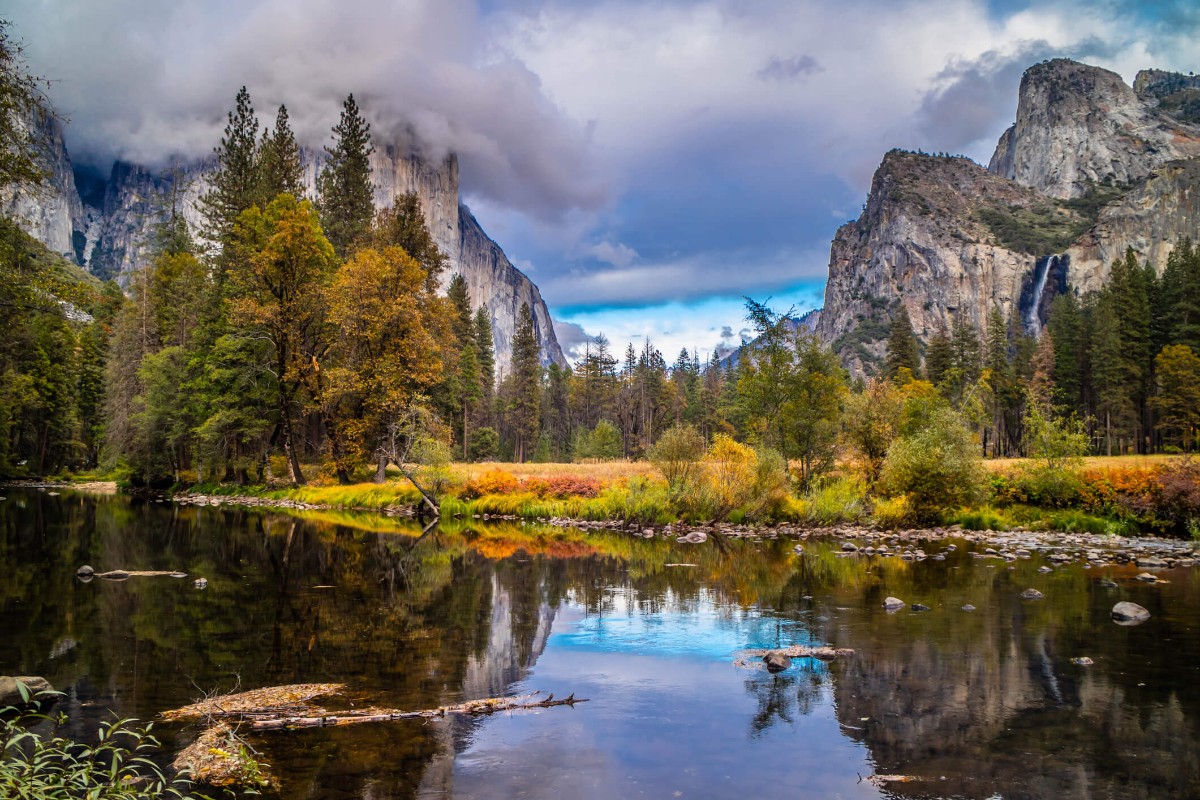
[
  {"x1": 545, "y1": 244, "x2": 830, "y2": 309},
  {"x1": 719, "y1": 326, "x2": 734, "y2": 339},
  {"x1": 757, "y1": 54, "x2": 823, "y2": 81},
  {"x1": 11, "y1": 0, "x2": 605, "y2": 221},
  {"x1": 552, "y1": 318, "x2": 593, "y2": 362},
  {"x1": 583, "y1": 239, "x2": 639, "y2": 268}
]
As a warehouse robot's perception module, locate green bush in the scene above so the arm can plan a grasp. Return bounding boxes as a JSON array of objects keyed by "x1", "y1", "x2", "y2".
[
  {"x1": 649, "y1": 425, "x2": 706, "y2": 498},
  {"x1": 878, "y1": 405, "x2": 985, "y2": 524},
  {"x1": 0, "y1": 692, "x2": 201, "y2": 799},
  {"x1": 469, "y1": 427, "x2": 500, "y2": 461},
  {"x1": 803, "y1": 476, "x2": 867, "y2": 525}
]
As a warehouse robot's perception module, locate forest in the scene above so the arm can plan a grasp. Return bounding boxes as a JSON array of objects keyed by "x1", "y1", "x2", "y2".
[{"x1": 3, "y1": 34, "x2": 1200, "y2": 533}]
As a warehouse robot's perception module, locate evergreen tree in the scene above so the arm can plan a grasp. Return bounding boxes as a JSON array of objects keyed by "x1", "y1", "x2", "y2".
[
  {"x1": 474, "y1": 306, "x2": 496, "y2": 415},
  {"x1": 510, "y1": 303, "x2": 542, "y2": 462},
  {"x1": 924, "y1": 324, "x2": 953, "y2": 387},
  {"x1": 885, "y1": 304, "x2": 920, "y2": 379},
  {"x1": 368, "y1": 192, "x2": 448, "y2": 288},
  {"x1": 200, "y1": 87, "x2": 260, "y2": 247},
  {"x1": 1048, "y1": 292, "x2": 1085, "y2": 409},
  {"x1": 1152, "y1": 344, "x2": 1200, "y2": 450},
  {"x1": 318, "y1": 93, "x2": 375, "y2": 256},
  {"x1": 257, "y1": 104, "x2": 304, "y2": 204}
]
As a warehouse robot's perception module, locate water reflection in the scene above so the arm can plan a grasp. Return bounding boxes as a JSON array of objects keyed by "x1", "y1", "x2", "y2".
[{"x1": 2, "y1": 489, "x2": 1199, "y2": 798}]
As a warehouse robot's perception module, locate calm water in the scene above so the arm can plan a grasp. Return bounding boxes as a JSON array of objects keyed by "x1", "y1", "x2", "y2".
[{"x1": 2, "y1": 488, "x2": 1199, "y2": 799}]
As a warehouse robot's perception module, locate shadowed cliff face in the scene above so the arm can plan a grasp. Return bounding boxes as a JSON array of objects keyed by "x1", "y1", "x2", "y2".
[{"x1": 3, "y1": 123, "x2": 565, "y2": 368}]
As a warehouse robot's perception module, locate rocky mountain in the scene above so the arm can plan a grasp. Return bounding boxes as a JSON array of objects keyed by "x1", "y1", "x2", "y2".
[
  {"x1": 815, "y1": 59, "x2": 1200, "y2": 373},
  {"x1": 2, "y1": 122, "x2": 565, "y2": 370}
]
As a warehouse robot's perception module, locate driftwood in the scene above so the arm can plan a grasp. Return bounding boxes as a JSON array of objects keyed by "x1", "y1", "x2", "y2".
[
  {"x1": 76, "y1": 565, "x2": 187, "y2": 581},
  {"x1": 247, "y1": 691, "x2": 585, "y2": 731},
  {"x1": 161, "y1": 683, "x2": 343, "y2": 722},
  {"x1": 733, "y1": 646, "x2": 854, "y2": 669},
  {"x1": 173, "y1": 721, "x2": 272, "y2": 789}
]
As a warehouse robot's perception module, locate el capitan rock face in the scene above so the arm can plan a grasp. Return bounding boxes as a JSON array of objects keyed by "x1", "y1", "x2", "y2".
[
  {"x1": 818, "y1": 59, "x2": 1200, "y2": 373},
  {"x1": 5, "y1": 123, "x2": 564, "y2": 370}
]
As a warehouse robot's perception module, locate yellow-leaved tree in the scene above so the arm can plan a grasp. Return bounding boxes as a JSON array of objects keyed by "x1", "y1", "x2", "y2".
[{"x1": 324, "y1": 244, "x2": 451, "y2": 507}]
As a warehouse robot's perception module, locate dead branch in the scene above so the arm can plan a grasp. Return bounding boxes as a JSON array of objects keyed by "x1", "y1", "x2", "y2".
[{"x1": 733, "y1": 646, "x2": 854, "y2": 669}]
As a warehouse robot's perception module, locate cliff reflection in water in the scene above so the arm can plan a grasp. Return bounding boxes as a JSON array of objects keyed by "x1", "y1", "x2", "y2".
[
  {"x1": 790, "y1": 545, "x2": 1200, "y2": 799},
  {"x1": 3, "y1": 490, "x2": 1200, "y2": 799}
]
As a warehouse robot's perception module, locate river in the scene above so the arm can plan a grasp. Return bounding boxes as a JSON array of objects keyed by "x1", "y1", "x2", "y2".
[{"x1": 1, "y1": 488, "x2": 1198, "y2": 799}]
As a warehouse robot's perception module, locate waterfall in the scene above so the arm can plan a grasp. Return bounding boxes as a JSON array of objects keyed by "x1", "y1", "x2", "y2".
[{"x1": 1023, "y1": 255, "x2": 1055, "y2": 336}]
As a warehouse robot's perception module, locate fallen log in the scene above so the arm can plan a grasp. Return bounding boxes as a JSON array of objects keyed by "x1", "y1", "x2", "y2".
[
  {"x1": 247, "y1": 691, "x2": 585, "y2": 731},
  {"x1": 733, "y1": 646, "x2": 854, "y2": 669},
  {"x1": 161, "y1": 683, "x2": 344, "y2": 722}
]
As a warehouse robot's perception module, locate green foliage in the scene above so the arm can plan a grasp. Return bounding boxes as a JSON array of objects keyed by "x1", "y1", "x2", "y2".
[
  {"x1": 884, "y1": 304, "x2": 920, "y2": 378},
  {"x1": 649, "y1": 424, "x2": 706, "y2": 496},
  {"x1": 878, "y1": 404, "x2": 985, "y2": 524},
  {"x1": 199, "y1": 86, "x2": 260, "y2": 245},
  {"x1": 976, "y1": 185, "x2": 1118, "y2": 255},
  {"x1": 317, "y1": 93, "x2": 375, "y2": 256},
  {"x1": 470, "y1": 426, "x2": 500, "y2": 461},
  {"x1": 573, "y1": 420, "x2": 623, "y2": 461},
  {"x1": 0, "y1": 695, "x2": 202, "y2": 799},
  {"x1": 799, "y1": 476, "x2": 867, "y2": 526}
]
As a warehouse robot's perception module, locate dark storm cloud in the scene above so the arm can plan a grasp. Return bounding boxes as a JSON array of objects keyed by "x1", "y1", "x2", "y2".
[
  {"x1": 914, "y1": 44, "x2": 1054, "y2": 155},
  {"x1": 552, "y1": 319, "x2": 593, "y2": 361},
  {"x1": 10, "y1": 0, "x2": 606, "y2": 221}
]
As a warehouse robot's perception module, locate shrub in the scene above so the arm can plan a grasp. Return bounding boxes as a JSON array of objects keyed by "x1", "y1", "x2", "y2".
[
  {"x1": 464, "y1": 467, "x2": 519, "y2": 498},
  {"x1": 706, "y1": 434, "x2": 758, "y2": 519},
  {"x1": 0, "y1": 692, "x2": 201, "y2": 798},
  {"x1": 594, "y1": 476, "x2": 672, "y2": 525},
  {"x1": 871, "y1": 494, "x2": 912, "y2": 529},
  {"x1": 523, "y1": 474, "x2": 602, "y2": 499},
  {"x1": 1155, "y1": 458, "x2": 1200, "y2": 536},
  {"x1": 574, "y1": 420, "x2": 623, "y2": 461},
  {"x1": 649, "y1": 425, "x2": 707, "y2": 497},
  {"x1": 948, "y1": 505, "x2": 1011, "y2": 531},
  {"x1": 878, "y1": 406, "x2": 984, "y2": 524},
  {"x1": 470, "y1": 427, "x2": 500, "y2": 461},
  {"x1": 803, "y1": 476, "x2": 867, "y2": 525},
  {"x1": 747, "y1": 447, "x2": 791, "y2": 519}
]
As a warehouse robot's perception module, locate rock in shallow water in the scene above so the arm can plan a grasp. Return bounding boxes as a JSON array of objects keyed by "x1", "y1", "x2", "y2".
[
  {"x1": 961, "y1": 604, "x2": 976, "y2": 612},
  {"x1": 1111, "y1": 601, "x2": 1150, "y2": 624},
  {"x1": 882, "y1": 596, "x2": 905, "y2": 610},
  {"x1": 763, "y1": 653, "x2": 792, "y2": 673},
  {"x1": 1020, "y1": 588, "x2": 1044, "y2": 600}
]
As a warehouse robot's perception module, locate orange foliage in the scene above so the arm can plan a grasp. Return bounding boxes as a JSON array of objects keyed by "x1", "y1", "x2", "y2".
[{"x1": 464, "y1": 468, "x2": 520, "y2": 498}]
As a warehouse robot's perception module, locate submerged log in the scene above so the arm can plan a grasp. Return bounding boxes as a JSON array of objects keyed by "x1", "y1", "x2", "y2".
[
  {"x1": 733, "y1": 646, "x2": 854, "y2": 669},
  {"x1": 247, "y1": 691, "x2": 585, "y2": 731},
  {"x1": 161, "y1": 683, "x2": 344, "y2": 722}
]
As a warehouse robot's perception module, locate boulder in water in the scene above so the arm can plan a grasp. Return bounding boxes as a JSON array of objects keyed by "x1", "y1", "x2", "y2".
[
  {"x1": 882, "y1": 596, "x2": 905, "y2": 610},
  {"x1": 1111, "y1": 601, "x2": 1150, "y2": 625},
  {"x1": 763, "y1": 653, "x2": 792, "y2": 673},
  {"x1": 0, "y1": 676, "x2": 52, "y2": 706},
  {"x1": 1019, "y1": 588, "x2": 1044, "y2": 600}
]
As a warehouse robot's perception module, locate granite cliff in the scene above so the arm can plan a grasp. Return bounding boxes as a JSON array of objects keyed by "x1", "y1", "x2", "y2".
[
  {"x1": 817, "y1": 59, "x2": 1200, "y2": 373},
  {"x1": 3, "y1": 123, "x2": 565, "y2": 370}
]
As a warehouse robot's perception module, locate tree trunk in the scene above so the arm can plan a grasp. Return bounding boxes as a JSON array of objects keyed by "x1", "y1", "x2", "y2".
[
  {"x1": 281, "y1": 409, "x2": 305, "y2": 486},
  {"x1": 374, "y1": 451, "x2": 388, "y2": 484}
]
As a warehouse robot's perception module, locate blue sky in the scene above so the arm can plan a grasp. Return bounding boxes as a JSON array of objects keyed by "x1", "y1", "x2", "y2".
[{"x1": 15, "y1": 0, "x2": 1200, "y2": 362}]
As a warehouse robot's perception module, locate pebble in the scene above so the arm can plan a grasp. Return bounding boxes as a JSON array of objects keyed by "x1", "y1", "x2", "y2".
[
  {"x1": 1071, "y1": 657, "x2": 1094, "y2": 666},
  {"x1": 1019, "y1": 588, "x2": 1044, "y2": 600},
  {"x1": 193, "y1": 578, "x2": 208, "y2": 590},
  {"x1": 961, "y1": 604, "x2": 976, "y2": 612}
]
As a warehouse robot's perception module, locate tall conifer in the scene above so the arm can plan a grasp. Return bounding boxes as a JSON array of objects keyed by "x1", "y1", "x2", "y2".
[{"x1": 318, "y1": 94, "x2": 375, "y2": 256}]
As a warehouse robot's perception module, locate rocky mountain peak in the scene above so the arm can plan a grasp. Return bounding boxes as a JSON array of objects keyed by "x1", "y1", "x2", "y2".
[
  {"x1": 988, "y1": 59, "x2": 1200, "y2": 199},
  {"x1": 3, "y1": 120, "x2": 565, "y2": 370}
]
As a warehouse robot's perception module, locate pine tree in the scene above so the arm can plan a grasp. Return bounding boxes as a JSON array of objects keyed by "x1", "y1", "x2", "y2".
[
  {"x1": 885, "y1": 305, "x2": 920, "y2": 379},
  {"x1": 368, "y1": 192, "x2": 448, "y2": 288},
  {"x1": 1048, "y1": 292, "x2": 1084, "y2": 409},
  {"x1": 200, "y1": 87, "x2": 260, "y2": 247},
  {"x1": 511, "y1": 303, "x2": 542, "y2": 462},
  {"x1": 257, "y1": 104, "x2": 304, "y2": 204},
  {"x1": 924, "y1": 324, "x2": 953, "y2": 386},
  {"x1": 474, "y1": 307, "x2": 495, "y2": 413},
  {"x1": 318, "y1": 93, "x2": 375, "y2": 256}
]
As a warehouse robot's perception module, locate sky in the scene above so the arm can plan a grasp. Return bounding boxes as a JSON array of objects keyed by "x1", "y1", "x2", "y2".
[{"x1": 10, "y1": 0, "x2": 1200, "y2": 362}]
